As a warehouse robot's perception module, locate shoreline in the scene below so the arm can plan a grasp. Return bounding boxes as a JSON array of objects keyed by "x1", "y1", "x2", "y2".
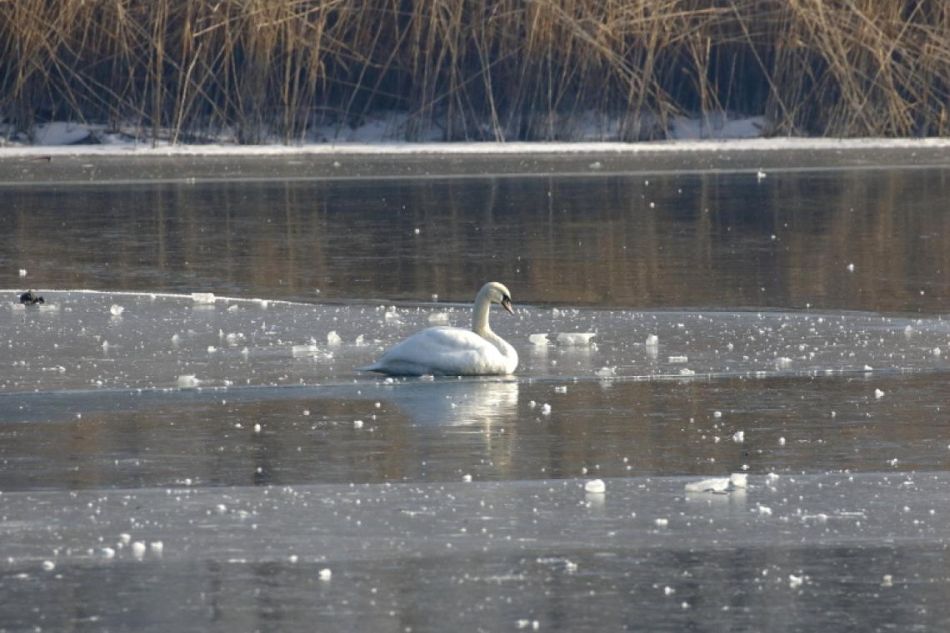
[{"x1": 1, "y1": 138, "x2": 949, "y2": 185}]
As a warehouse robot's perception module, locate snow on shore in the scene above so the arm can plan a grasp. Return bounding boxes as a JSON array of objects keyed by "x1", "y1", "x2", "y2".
[{"x1": 1, "y1": 117, "x2": 949, "y2": 158}]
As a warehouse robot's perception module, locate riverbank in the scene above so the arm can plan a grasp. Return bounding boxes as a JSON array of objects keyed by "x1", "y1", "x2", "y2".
[{"x1": 1, "y1": 138, "x2": 950, "y2": 186}]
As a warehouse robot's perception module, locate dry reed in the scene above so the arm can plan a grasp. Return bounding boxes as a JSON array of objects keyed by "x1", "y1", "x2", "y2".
[{"x1": 0, "y1": 0, "x2": 948, "y2": 142}]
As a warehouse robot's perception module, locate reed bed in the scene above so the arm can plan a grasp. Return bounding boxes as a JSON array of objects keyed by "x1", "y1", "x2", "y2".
[{"x1": 1, "y1": 0, "x2": 948, "y2": 143}]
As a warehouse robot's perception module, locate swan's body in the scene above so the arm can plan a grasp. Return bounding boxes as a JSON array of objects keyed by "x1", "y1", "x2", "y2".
[{"x1": 361, "y1": 282, "x2": 518, "y2": 376}]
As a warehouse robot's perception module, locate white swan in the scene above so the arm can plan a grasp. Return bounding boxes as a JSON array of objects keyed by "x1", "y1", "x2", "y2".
[{"x1": 360, "y1": 282, "x2": 519, "y2": 376}]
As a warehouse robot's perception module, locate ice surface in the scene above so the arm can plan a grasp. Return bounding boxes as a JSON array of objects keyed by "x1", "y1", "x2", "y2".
[
  {"x1": 3, "y1": 289, "x2": 949, "y2": 395},
  {"x1": 2, "y1": 430, "x2": 950, "y2": 631},
  {"x1": 4, "y1": 132, "x2": 950, "y2": 159},
  {"x1": 3, "y1": 290, "x2": 950, "y2": 631}
]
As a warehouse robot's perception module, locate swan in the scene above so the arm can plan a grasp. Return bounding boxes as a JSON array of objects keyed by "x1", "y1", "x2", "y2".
[{"x1": 360, "y1": 282, "x2": 519, "y2": 376}]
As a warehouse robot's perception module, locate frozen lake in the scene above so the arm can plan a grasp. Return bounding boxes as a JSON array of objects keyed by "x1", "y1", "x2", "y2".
[{"x1": 2, "y1": 161, "x2": 950, "y2": 631}]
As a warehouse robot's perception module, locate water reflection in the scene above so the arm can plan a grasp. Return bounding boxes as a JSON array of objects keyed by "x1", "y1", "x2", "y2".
[
  {"x1": 381, "y1": 378, "x2": 519, "y2": 427},
  {"x1": 1, "y1": 169, "x2": 948, "y2": 312}
]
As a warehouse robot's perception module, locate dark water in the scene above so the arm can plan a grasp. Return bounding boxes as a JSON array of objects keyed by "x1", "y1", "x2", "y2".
[
  {"x1": 3, "y1": 168, "x2": 949, "y2": 311},
  {"x1": 2, "y1": 164, "x2": 950, "y2": 632}
]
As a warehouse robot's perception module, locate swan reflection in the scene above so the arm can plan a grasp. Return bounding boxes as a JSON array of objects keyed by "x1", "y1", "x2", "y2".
[{"x1": 379, "y1": 378, "x2": 519, "y2": 427}]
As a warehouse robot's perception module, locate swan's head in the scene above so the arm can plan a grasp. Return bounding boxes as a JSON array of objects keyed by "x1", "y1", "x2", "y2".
[{"x1": 481, "y1": 281, "x2": 514, "y2": 315}]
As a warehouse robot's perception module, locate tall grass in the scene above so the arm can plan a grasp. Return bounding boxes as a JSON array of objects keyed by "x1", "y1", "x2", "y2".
[{"x1": 1, "y1": 0, "x2": 948, "y2": 142}]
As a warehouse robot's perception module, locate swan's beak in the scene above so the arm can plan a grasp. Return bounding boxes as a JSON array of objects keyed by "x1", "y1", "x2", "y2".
[{"x1": 501, "y1": 296, "x2": 514, "y2": 315}]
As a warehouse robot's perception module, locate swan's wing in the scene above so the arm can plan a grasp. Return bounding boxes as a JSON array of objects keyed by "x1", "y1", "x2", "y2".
[{"x1": 363, "y1": 327, "x2": 506, "y2": 376}]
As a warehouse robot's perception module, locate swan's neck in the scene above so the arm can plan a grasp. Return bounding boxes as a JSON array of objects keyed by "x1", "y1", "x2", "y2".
[
  {"x1": 471, "y1": 288, "x2": 518, "y2": 369},
  {"x1": 472, "y1": 287, "x2": 493, "y2": 337}
]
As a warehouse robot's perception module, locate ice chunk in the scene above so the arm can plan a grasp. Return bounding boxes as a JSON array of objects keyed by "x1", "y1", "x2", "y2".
[
  {"x1": 18, "y1": 268, "x2": 27, "y2": 277},
  {"x1": 109, "y1": 304, "x2": 124, "y2": 316},
  {"x1": 584, "y1": 479, "x2": 606, "y2": 493},
  {"x1": 732, "y1": 430, "x2": 745, "y2": 443},
  {"x1": 684, "y1": 477, "x2": 731, "y2": 493},
  {"x1": 874, "y1": 388, "x2": 885, "y2": 399},
  {"x1": 353, "y1": 419, "x2": 364, "y2": 429},
  {"x1": 846, "y1": 263, "x2": 855, "y2": 272},
  {"x1": 654, "y1": 518, "x2": 669, "y2": 527},
  {"x1": 428, "y1": 312, "x2": 450, "y2": 324},
  {"x1": 529, "y1": 333, "x2": 549, "y2": 346},
  {"x1": 645, "y1": 334, "x2": 659, "y2": 347},
  {"x1": 730, "y1": 473, "x2": 748, "y2": 488},
  {"x1": 318, "y1": 568, "x2": 332, "y2": 581},
  {"x1": 556, "y1": 332, "x2": 596, "y2": 346},
  {"x1": 327, "y1": 331, "x2": 342, "y2": 346},
  {"x1": 191, "y1": 292, "x2": 216, "y2": 304},
  {"x1": 225, "y1": 332, "x2": 243, "y2": 346},
  {"x1": 42, "y1": 560, "x2": 55, "y2": 571},
  {"x1": 131, "y1": 542, "x2": 146, "y2": 560},
  {"x1": 540, "y1": 403, "x2": 552, "y2": 415},
  {"x1": 668, "y1": 355, "x2": 688, "y2": 363},
  {"x1": 292, "y1": 344, "x2": 318, "y2": 356},
  {"x1": 177, "y1": 374, "x2": 200, "y2": 389}
]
